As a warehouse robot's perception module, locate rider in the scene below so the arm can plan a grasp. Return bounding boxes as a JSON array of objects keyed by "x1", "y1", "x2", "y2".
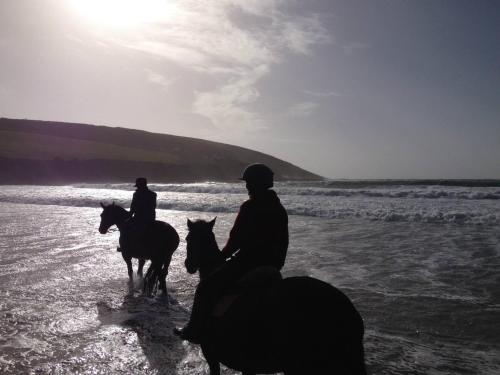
[
  {"x1": 175, "y1": 163, "x2": 289, "y2": 343},
  {"x1": 130, "y1": 177, "x2": 157, "y2": 236}
]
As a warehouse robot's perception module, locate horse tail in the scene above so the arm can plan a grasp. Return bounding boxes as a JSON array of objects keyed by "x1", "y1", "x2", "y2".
[
  {"x1": 143, "y1": 263, "x2": 159, "y2": 295},
  {"x1": 142, "y1": 222, "x2": 179, "y2": 296}
]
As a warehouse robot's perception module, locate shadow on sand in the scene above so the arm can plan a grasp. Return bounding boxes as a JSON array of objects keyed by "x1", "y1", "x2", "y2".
[{"x1": 96, "y1": 287, "x2": 192, "y2": 374}]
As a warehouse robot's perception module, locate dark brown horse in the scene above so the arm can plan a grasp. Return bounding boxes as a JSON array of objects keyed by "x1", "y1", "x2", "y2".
[
  {"x1": 98, "y1": 202, "x2": 179, "y2": 295},
  {"x1": 183, "y1": 218, "x2": 366, "y2": 375}
]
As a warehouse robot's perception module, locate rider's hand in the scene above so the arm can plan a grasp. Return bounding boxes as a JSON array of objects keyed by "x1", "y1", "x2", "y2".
[{"x1": 221, "y1": 246, "x2": 232, "y2": 259}]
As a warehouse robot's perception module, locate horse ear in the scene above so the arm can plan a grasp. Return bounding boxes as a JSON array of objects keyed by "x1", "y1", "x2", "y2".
[
  {"x1": 187, "y1": 219, "x2": 193, "y2": 230},
  {"x1": 112, "y1": 201, "x2": 115, "y2": 206},
  {"x1": 209, "y1": 217, "x2": 216, "y2": 230},
  {"x1": 100, "y1": 202, "x2": 105, "y2": 208}
]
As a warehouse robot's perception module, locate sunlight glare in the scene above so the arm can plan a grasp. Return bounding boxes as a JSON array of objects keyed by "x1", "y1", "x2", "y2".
[{"x1": 70, "y1": 0, "x2": 177, "y2": 29}]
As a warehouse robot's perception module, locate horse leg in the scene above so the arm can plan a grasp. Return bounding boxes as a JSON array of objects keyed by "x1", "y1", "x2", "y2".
[
  {"x1": 208, "y1": 361, "x2": 220, "y2": 375},
  {"x1": 122, "y1": 253, "x2": 134, "y2": 281},
  {"x1": 201, "y1": 346, "x2": 220, "y2": 375},
  {"x1": 159, "y1": 254, "x2": 173, "y2": 294},
  {"x1": 137, "y1": 258, "x2": 145, "y2": 278}
]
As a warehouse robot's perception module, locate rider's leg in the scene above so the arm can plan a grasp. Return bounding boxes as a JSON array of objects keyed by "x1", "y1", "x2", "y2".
[{"x1": 177, "y1": 260, "x2": 246, "y2": 342}]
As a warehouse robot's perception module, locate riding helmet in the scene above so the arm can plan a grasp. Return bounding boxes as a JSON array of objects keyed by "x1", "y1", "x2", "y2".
[{"x1": 240, "y1": 163, "x2": 274, "y2": 188}]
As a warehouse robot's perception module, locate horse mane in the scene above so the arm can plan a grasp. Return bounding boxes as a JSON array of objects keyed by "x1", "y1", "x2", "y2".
[
  {"x1": 112, "y1": 203, "x2": 128, "y2": 213},
  {"x1": 103, "y1": 202, "x2": 130, "y2": 221}
]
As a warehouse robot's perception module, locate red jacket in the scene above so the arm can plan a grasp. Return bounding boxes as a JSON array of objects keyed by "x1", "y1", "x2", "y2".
[{"x1": 222, "y1": 190, "x2": 288, "y2": 270}]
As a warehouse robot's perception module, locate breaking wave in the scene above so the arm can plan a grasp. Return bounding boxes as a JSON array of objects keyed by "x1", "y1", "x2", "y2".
[
  {"x1": 73, "y1": 183, "x2": 500, "y2": 200},
  {"x1": 0, "y1": 183, "x2": 499, "y2": 225}
]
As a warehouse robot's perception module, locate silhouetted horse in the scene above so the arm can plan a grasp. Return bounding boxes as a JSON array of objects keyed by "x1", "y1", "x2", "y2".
[
  {"x1": 98, "y1": 202, "x2": 179, "y2": 295},
  {"x1": 183, "y1": 218, "x2": 366, "y2": 375}
]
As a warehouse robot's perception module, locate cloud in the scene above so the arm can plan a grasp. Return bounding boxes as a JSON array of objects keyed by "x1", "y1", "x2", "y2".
[
  {"x1": 192, "y1": 65, "x2": 269, "y2": 131},
  {"x1": 287, "y1": 101, "x2": 319, "y2": 118},
  {"x1": 223, "y1": 0, "x2": 284, "y2": 17},
  {"x1": 121, "y1": 1, "x2": 276, "y2": 71},
  {"x1": 145, "y1": 69, "x2": 176, "y2": 90},
  {"x1": 304, "y1": 90, "x2": 343, "y2": 98},
  {"x1": 84, "y1": 0, "x2": 331, "y2": 132},
  {"x1": 278, "y1": 14, "x2": 331, "y2": 55}
]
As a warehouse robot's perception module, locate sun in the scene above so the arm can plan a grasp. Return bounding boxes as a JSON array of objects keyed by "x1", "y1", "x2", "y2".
[{"x1": 69, "y1": 0, "x2": 177, "y2": 30}]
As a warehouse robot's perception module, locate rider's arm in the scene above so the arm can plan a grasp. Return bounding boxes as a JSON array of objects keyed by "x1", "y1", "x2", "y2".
[
  {"x1": 271, "y1": 211, "x2": 289, "y2": 270},
  {"x1": 221, "y1": 202, "x2": 249, "y2": 258},
  {"x1": 130, "y1": 192, "x2": 137, "y2": 217}
]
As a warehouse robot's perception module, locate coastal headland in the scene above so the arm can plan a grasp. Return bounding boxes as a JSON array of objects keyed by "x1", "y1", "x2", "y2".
[{"x1": 0, "y1": 118, "x2": 322, "y2": 184}]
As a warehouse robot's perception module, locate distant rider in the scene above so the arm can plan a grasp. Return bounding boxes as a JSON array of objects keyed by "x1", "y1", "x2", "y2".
[
  {"x1": 174, "y1": 163, "x2": 289, "y2": 343},
  {"x1": 130, "y1": 177, "x2": 157, "y2": 225}
]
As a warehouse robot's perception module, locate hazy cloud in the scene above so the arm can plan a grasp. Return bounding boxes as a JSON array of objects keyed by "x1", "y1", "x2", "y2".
[
  {"x1": 92, "y1": 0, "x2": 330, "y2": 132},
  {"x1": 193, "y1": 65, "x2": 269, "y2": 131},
  {"x1": 304, "y1": 90, "x2": 344, "y2": 98},
  {"x1": 278, "y1": 15, "x2": 331, "y2": 55},
  {"x1": 145, "y1": 69, "x2": 176, "y2": 90},
  {"x1": 287, "y1": 101, "x2": 319, "y2": 118}
]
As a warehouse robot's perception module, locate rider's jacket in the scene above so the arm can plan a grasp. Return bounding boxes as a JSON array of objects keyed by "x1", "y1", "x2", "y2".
[
  {"x1": 222, "y1": 189, "x2": 289, "y2": 270},
  {"x1": 130, "y1": 187, "x2": 157, "y2": 223}
]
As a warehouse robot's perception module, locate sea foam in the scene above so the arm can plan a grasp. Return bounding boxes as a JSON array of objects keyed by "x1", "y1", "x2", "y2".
[{"x1": 0, "y1": 183, "x2": 499, "y2": 225}]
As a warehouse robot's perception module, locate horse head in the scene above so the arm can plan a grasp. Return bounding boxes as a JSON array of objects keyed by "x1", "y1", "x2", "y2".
[
  {"x1": 184, "y1": 218, "x2": 222, "y2": 276},
  {"x1": 98, "y1": 202, "x2": 128, "y2": 234}
]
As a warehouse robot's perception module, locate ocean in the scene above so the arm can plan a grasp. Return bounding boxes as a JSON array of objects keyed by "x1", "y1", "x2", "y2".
[{"x1": 0, "y1": 181, "x2": 499, "y2": 374}]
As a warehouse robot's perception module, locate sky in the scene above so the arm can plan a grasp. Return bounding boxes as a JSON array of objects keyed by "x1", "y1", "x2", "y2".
[{"x1": 0, "y1": 0, "x2": 499, "y2": 179}]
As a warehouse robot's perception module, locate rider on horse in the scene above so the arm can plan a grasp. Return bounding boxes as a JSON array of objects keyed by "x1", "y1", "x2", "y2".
[
  {"x1": 120, "y1": 177, "x2": 157, "y2": 253},
  {"x1": 175, "y1": 163, "x2": 289, "y2": 343},
  {"x1": 130, "y1": 177, "x2": 157, "y2": 224}
]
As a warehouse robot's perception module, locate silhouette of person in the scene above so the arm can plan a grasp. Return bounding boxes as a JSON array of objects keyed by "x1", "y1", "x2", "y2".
[
  {"x1": 128, "y1": 177, "x2": 157, "y2": 243},
  {"x1": 175, "y1": 163, "x2": 289, "y2": 343}
]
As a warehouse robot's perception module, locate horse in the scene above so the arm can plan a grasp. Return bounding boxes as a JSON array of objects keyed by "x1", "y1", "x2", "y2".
[
  {"x1": 98, "y1": 202, "x2": 179, "y2": 295},
  {"x1": 182, "y1": 218, "x2": 367, "y2": 375}
]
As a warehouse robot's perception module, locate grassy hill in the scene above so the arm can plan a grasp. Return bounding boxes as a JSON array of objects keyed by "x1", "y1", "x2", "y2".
[{"x1": 0, "y1": 118, "x2": 322, "y2": 184}]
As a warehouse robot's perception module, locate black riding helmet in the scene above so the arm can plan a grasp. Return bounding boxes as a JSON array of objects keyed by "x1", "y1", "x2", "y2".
[{"x1": 239, "y1": 163, "x2": 274, "y2": 189}]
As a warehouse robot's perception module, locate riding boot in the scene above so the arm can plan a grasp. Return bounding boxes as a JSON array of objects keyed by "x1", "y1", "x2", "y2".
[{"x1": 173, "y1": 280, "x2": 210, "y2": 344}]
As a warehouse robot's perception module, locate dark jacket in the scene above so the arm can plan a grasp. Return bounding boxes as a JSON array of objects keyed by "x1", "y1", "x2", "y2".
[
  {"x1": 222, "y1": 189, "x2": 288, "y2": 270},
  {"x1": 130, "y1": 187, "x2": 157, "y2": 223}
]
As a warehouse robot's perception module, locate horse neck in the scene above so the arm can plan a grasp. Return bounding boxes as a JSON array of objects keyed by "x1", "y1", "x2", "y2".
[
  {"x1": 113, "y1": 207, "x2": 130, "y2": 231},
  {"x1": 199, "y1": 240, "x2": 224, "y2": 280}
]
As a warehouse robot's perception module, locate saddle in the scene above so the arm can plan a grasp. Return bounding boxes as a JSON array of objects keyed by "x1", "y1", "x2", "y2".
[
  {"x1": 120, "y1": 220, "x2": 156, "y2": 256},
  {"x1": 211, "y1": 266, "x2": 282, "y2": 318}
]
